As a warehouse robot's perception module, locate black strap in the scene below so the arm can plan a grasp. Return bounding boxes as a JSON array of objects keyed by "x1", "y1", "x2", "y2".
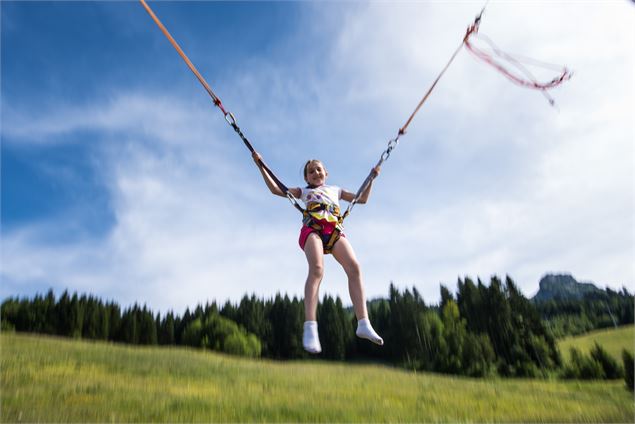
[{"x1": 232, "y1": 120, "x2": 304, "y2": 214}]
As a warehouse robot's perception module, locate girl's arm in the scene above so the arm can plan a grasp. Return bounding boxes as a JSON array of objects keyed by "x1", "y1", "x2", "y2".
[
  {"x1": 252, "y1": 151, "x2": 301, "y2": 198},
  {"x1": 341, "y1": 166, "x2": 381, "y2": 204}
]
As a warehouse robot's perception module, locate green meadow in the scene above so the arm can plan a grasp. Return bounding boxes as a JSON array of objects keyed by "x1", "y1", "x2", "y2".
[
  {"x1": 1, "y1": 333, "x2": 633, "y2": 423},
  {"x1": 558, "y1": 325, "x2": 635, "y2": 362}
]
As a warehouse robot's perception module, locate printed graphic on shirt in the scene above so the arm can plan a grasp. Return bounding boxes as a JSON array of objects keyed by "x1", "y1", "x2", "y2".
[{"x1": 300, "y1": 185, "x2": 342, "y2": 225}]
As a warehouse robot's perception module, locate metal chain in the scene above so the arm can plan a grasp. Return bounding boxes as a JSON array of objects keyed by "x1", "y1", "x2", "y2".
[
  {"x1": 342, "y1": 131, "x2": 402, "y2": 219},
  {"x1": 379, "y1": 134, "x2": 401, "y2": 164}
]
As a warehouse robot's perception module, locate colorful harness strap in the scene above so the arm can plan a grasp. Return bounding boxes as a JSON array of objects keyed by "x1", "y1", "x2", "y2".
[{"x1": 302, "y1": 203, "x2": 343, "y2": 254}]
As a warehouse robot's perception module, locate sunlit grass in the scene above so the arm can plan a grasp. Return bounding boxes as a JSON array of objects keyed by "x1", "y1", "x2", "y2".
[
  {"x1": 1, "y1": 333, "x2": 633, "y2": 422},
  {"x1": 558, "y1": 324, "x2": 635, "y2": 362}
]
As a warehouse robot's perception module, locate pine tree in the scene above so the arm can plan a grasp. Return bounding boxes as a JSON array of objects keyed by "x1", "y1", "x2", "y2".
[
  {"x1": 318, "y1": 295, "x2": 346, "y2": 360},
  {"x1": 622, "y1": 350, "x2": 634, "y2": 391},
  {"x1": 159, "y1": 311, "x2": 176, "y2": 345},
  {"x1": 439, "y1": 300, "x2": 465, "y2": 374},
  {"x1": 268, "y1": 294, "x2": 304, "y2": 359},
  {"x1": 590, "y1": 343, "x2": 623, "y2": 379},
  {"x1": 69, "y1": 294, "x2": 84, "y2": 338},
  {"x1": 138, "y1": 306, "x2": 157, "y2": 345},
  {"x1": 108, "y1": 302, "x2": 121, "y2": 341},
  {"x1": 440, "y1": 285, "x2": 454, "y2": 309},
  {"x1": 43, "y1": 289, "x2": 58, "y2": 334},
  {"x1": 119, "y1": 306, "x2": 139, "y2": 344},
  {"x1": 335, "y1": 297, "x2": 354, "y2": 357},
  {"x1": 56, "y1": 291, "x2": 72, "y2": 336},
  {"x1": 82, "y1": 296, "x2": 100, "y2": 339}
]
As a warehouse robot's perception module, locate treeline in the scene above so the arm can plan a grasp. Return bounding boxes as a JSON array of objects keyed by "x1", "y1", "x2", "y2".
[
  {"x1": 0, "y1": 290, "x2": 262, "y2": 357},
  {"x1": 534, "y1": 288, "x2": 634, "y2": 338},
  {"x1": 361, "y1": 276, "x2": 562, "y2": 377},
  {"x1": 559, "y1": 342, "x2": 633, "y2": 391},
  {"x1": 0, "y1": 276, "x2": 630, "y2": 382}
]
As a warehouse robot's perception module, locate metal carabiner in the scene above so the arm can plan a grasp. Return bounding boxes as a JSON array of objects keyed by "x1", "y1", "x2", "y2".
[
  {"x1": 380, "y1": 136, "x2": 400, "y2": 162},
  {"x1": 224, "y1": 112, "x2": 237, "y2": 126}
]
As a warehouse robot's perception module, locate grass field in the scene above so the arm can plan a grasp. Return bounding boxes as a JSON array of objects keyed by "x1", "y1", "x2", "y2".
[
  {"x1": 558, "y1": 325, "x2": 635, "y2": 362},
  {"x1": 1, "y1": 333, "x2": 633, "y2": 423}
]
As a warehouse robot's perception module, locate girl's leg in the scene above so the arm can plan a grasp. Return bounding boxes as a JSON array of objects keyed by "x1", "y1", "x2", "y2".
[
  {"x1": 303, "y1": 233, "x2": 324, "y2": 354},
  {"x1": 331, "y1": 237, "x2": 367, "y2": 320},
  {"x1": 303, "y1": 233, "x2": 324, "y2": 321},
  {"x1": 332, "y1": 238, "x2": 383, "y2": 345}
]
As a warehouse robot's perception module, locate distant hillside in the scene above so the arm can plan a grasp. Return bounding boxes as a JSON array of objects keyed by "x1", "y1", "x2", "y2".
[
  {"x1": 558, "y1": 325, "x2": 635, "y2": 362},
  {"x1": 532, "y1": 274, "x2": 604, "y2": 302}
]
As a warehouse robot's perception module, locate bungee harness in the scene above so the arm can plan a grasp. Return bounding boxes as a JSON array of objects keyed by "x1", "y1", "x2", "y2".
[
  {"x1": 139, "y1": 0, "x2": 571, "y2": 253},
  {"x1": 302, "y1": 202, "x2": 343, "y2": 254}
]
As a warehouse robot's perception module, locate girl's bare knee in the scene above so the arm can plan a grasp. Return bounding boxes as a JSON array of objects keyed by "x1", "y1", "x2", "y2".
[
  {"x1": 346, "y1": 261, "x2": 361, "y2": 280},
  {"x1": 308, "y1": 263, "x2": 324, "y2": 282}
]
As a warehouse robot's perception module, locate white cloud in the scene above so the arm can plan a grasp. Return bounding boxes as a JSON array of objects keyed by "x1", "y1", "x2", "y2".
[
  {"x1": 311, "y1": 0, "x2": 634, "y2": 299},
  {"x1": 2, "y1": 88, "x2": 318, "y2": 312}
]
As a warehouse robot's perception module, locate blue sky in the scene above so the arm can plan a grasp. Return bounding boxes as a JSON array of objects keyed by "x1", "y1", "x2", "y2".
[{"x1": 2, "y1": 1, "x2": 634, "y2": 313}]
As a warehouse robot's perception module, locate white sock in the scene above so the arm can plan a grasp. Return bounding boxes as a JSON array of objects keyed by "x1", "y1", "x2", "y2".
[
  {"x1": 303, "y1": 321, "x2": 322, "y2": 354},
  {"x1": 356, "y1": 318, "x2": 384, "y2": 345}
]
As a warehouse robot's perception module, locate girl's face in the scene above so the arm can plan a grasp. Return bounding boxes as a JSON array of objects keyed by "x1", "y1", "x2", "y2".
[{"x1": 304, "y1": 160, "x2": 327, "y2": 187}]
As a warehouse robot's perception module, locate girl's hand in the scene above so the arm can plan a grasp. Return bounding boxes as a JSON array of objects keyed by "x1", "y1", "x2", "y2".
[
  {"x1": 252, "y1": 151, "x2": 262, "y2": 165},
  {"x1": 371, "y1": 165, "x2": 381, "y2": 177}
]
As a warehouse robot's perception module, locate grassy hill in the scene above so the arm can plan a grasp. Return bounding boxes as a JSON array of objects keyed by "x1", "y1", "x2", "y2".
[
  {"x1": 1, "y1": 333, "x2": 633, "y2": 422},
  {"x1": 558, "y1": 325, "x2": 634, "y2": 362}
]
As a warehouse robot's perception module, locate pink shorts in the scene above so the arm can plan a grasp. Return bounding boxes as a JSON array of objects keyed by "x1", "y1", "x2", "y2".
[{"x1": 298, "y1": 225, "x2": 345, "y2": 252}]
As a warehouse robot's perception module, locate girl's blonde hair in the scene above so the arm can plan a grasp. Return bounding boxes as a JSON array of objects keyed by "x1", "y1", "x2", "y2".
[{"x1": 303, "y1": 159, "x2": 326, "y2": 183}]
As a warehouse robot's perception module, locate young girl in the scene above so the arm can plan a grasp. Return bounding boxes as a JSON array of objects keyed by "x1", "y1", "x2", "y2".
[{"x1": 252, "y1": 151, "x2": 384, "y2": 354}]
